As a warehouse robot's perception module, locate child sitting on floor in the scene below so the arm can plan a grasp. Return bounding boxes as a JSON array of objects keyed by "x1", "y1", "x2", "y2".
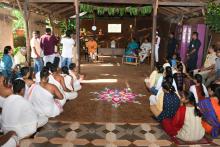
[{"x1": 69, "y1": 63, "x2": 83, "y2": 91}]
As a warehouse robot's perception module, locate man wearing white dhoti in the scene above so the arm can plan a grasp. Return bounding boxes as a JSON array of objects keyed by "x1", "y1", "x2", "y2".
[
  {"x1": 27, "y1": 67, "x2": 66, "y2": 118},
  {"x1": 1, "y1": 79, "x2": 48, "y2": 139},
  {"x1": 49, "y1": 64, "x2": 78, "y2": 100}
]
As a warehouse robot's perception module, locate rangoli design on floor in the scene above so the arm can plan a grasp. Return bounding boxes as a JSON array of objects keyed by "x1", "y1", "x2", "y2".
[{"x1": 90, "y1": 88, "x2": 145, "y2": 108}]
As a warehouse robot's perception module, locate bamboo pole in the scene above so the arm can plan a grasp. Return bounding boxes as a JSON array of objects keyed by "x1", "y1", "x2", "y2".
[
  {"x1": 151, "y1": 0, "x2": 158, "y2": 71},
  {"x1": 74, "y1": 0, "x2": 80, "y2": 73}
]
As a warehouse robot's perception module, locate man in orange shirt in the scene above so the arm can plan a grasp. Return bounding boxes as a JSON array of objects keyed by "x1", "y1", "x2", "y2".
[{"x1": 86, "y1": 38, "x2": 98, "y2": 61}]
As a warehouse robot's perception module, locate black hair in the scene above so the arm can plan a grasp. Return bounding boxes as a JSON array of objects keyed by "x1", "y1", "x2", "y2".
[
  {"x1": 13, "y1": 79, "x2": 25, "y2": 94},
  {"x1": 170, "y1": 32, "x2": 175, "y2": 36},
  {"x1": 3, "y1": 46, "x2": 12, "y2": 54},
  {"x1": 66, "y1": 30, "x2": 73, "y2": 38},
  {"x1": 192, "y1": 32, "x2": 199, "y2": 38},
  {"x1": 46, "y1": 28, "x2": 51, "y2": 33},
  {"x1": 69, "y1": 63, "x2": 76, "y2": 70},
  {"x1": 177, "y1": 63, "x2": 183, "y2": 73},
  {"x1": 187, "y1": 92, "x2": 202, "y2": 117},
  {"x1": 33, "y1": 31, "x2": 40, "y2": 35},
  {"x1": 165, "y1": 66, "x2": 173, "y2": 77},
  {"x1": 40, "y1": 67, "x2": 50, "y2": 79},
  {"x1": 46, "y1": 62, "x2": 52, "y2": 70},
  {"x1": 61, "y1": 66, "x2": 69, "y2": 75},
  {"x1": 164, "y1": 75, "x2": 174, "y2": 85},
  {"x1": 194, "y1": 74, "x2": 205, "y2": 97},
  {"x1": 50, "y1": 64, "x2": 57, "y2": 73},
  {"x1": 156, "y1": 64, "x2": 164, "y2": 73},
  {"x1": 162, "y1": 80, "x2": 175, "y2": 93},
  {"x1": 20, "y1": 67, "x2": 30, "y2": 77}
]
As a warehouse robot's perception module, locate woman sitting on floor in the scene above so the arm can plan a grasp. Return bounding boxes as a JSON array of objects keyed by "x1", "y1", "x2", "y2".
[
  {"x1": 189, "y1": 74, "x2": 209, "y2": 104},
  {"x1": 146, "y1": 64, "x2": 164, "y2": 88},
  {"x1": 149, "y1": 76, "x2": 180, "y2": 116},
  {"x1": 199, "y1": 84, "x2": 220, "y2": 138},
  {"x1": 151, "y1": 80, "x2": 180, "y2": 122},
  {"x1": 173, "y1": 63, "x2": 187, "y2": 95},
  {"x1": 146, "y1": 66, "x2": 178, "y2": 95},
  {"x1": 161, "y1": 92, "x2": 205, "y2": 142}
]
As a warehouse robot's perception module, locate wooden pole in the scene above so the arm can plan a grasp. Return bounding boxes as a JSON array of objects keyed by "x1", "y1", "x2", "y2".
[
  {"x1": 151, "y1": 0, "x2": 158, "y2": 71},
  {"x1": 17, "y1": 0, "x2": 31, "y2": 66},
  {"x1": 74, "y1": 0, "x2": 80, "y2": 73}
]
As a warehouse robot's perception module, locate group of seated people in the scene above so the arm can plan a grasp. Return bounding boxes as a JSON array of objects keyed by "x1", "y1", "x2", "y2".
[
  {"x1": 0, "y1": 59, "x2": 83, "y2": 146},
  {"x1": 125, "y1": 37, "x2": 151, "y2": 63},
  {"x1": 145, "y1": 45, "x2": 220, "y2": 141}
]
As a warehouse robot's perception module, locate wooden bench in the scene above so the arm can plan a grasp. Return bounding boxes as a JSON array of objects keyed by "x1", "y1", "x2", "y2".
[{"x1": 122, "y1": 55, "x2": 139, "y2": 66}]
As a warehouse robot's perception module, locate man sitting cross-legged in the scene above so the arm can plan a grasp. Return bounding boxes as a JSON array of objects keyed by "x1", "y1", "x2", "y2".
[
  {"x1": 0, "y1": 73, "x2": 12, "y2": 108},
  {"x1": 1, "y1": 79, "x2": 48, "y2": 140},
  {"x1": 49, "y1": 64, "x2": 78, "y2": 100},
  {"x1": 27, "y1": 67, "x2": 66, "y2": 118}
]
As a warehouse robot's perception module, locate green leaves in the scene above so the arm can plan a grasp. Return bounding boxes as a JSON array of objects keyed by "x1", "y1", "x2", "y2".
[
  {"x1": 79, "y1": 4, "x2": 152, "y2": 16},
  {"x1": 205, "y1": 2, "x2": 220, "y2": 32},
  {"x1": 11, "y1": 10, "x2": 25, "y2": 31}
]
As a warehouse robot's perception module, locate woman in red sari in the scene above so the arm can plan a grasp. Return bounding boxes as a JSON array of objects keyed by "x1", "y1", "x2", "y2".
[{"x1": 162, "y1": 92, "x2": 205, "y2": 141}]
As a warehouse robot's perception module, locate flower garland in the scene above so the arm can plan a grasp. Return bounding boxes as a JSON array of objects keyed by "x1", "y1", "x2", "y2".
[
  {"x1": 90, "y1": 88, "x2": 145, "y2": 108},
  {"x1": 80, "y1": 4, "x2": 152, "y2": 16}
]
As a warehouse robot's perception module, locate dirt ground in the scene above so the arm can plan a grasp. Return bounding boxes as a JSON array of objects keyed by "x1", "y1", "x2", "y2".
[{"x1": 54, "y1": 57, "x2": 156, "y2": 123}]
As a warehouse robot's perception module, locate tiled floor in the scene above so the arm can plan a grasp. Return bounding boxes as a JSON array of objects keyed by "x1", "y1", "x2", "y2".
[{"x1": 20, "y1": 121, "x2": 220, "y2": 147}]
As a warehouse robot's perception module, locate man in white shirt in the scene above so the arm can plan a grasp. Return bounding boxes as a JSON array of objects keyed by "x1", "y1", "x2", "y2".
[
  {"x1": 139, "y1": 38, "x2": 151, "y2": 63},
  {"x1": 30, "y1": 31, "x2": 43, "y2": 73},
  {"x1": 60, "y1": 30, "x2": 75, "y2": 67},
  {"x1": 111, "y1": 39, "x2": 116, "y2": 57}
]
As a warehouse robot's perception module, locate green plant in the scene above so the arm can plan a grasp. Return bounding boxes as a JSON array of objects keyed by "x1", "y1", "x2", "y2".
[
  {"x1": 79, "y1": 4, "x2": 152, "y2": 16},
  {"x1": 11, "y1": 10, "x2": 25, "y2": 31},
  {"x1": 205, "y1": 2, "x2": 220, "y2": 32},
  {"x1": 13, "y1": 47, "x2": 21, "y2": 55}
]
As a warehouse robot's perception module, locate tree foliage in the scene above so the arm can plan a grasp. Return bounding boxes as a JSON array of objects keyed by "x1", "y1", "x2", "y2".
[
  {"x1": 205, "y1": 2, "x2": 220, "y2": 32},
  {"x1": 11, "y1": 10, "x2": 25, "y2": 31}
]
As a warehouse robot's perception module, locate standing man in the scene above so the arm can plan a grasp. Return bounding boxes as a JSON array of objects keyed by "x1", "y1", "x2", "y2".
[
  {"x1": 40, "y1": 28, "x2": 58, "y2": 65},
  {"x1": 60, "y1": 30, "x2": 75, "y2": 67},
  {"x1": 155, "y1": 31, "x2": 161, "y2": 63},
  {"x1": 187, "y1": 32, "x2": 201, "y2": 72},
  {"x1": 167, "y1": 32, "x2": 178, "y2": 60},
  {"x1": 31, "y1": 31, "x2": 43, "y2": 73}
]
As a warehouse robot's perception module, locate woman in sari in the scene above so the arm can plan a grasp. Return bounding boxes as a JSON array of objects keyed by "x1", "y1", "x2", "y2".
[
  {"x1": 0, "y1": 46, "x2": 13, "y2": 80},
  {"x1": 161, "y1": 92, "x2": 205, "y2": 141},
  {"x1": 199, "y1": 84, "x2": 220, "y2": 137},
  {"x1": 189, "y1": 74, "x2": 209, "y2": 104},
  {"x1": 153, "y1": 81, "x2": 180, "y2": 122},
  {"x1": 146, "y1": 64, "x2": 164, "y2": 88},
  {"x1": 125, "y1": 38, "x2": 139, "y2": 62}
]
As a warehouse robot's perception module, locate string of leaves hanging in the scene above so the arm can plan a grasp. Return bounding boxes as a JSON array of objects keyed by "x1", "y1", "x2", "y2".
[
  {"x1": 80, "y1": 4, "x2": 152, "y2": 16},
  {"x1": 205, "y1": 2, "x2": 220, "y2": 32}
]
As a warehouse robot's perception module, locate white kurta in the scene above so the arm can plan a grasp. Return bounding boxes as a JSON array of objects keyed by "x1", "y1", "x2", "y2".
[
  {"x1": 27, "y1": 84, "x2": 65, "y2": 118},
  {"x1": 177, "y1": 107, "x2": 205, "y2": 141},
  {"x1": 49, "y1": 75, "x2": 78, "y2": 100},
  {"x1": 2, "y1": 94, "x2": 48, "y2": 139}
]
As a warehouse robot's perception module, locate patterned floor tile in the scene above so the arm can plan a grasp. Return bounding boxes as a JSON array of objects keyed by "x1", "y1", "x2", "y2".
[{"x1": 19, "y1": 121, "x2": 218, "y2": 147}]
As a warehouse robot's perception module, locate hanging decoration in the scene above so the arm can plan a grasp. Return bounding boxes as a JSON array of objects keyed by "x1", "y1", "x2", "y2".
[
  {"x1": 205, "y1": 2, "x2": 220, "y2": 32},
  {"x1": 80, "y1": 4, "x2": 152, "y2": 16}
]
